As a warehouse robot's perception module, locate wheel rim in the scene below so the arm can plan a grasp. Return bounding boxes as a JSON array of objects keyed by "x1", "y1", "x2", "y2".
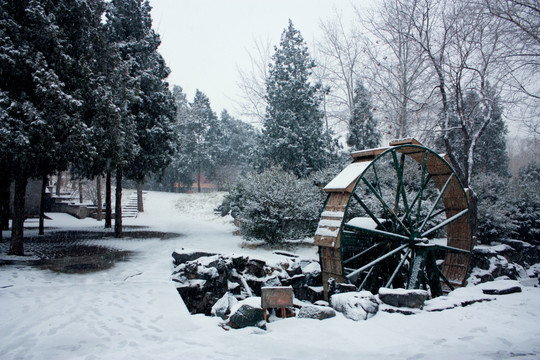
[{"x1": 316, "y1": 142, "x2": 472, "y2": 298}]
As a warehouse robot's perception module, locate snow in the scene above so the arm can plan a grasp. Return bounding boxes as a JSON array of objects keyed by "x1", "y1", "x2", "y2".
[
  {"x1": 324, "y1": 161, "x2": 372, "y2": 191},
  {"x1": 314, "y1": 227, "x2": 339, "y2": 237},
  {"x1": 346, "y1": 217, "x2": 378, "y2": 230},
  {"x1": 320, "y1": 210, "x2": 344, "y2": 218},
  {"x1": 1, "y1": 190, "x2": 540, "y2": 359}
]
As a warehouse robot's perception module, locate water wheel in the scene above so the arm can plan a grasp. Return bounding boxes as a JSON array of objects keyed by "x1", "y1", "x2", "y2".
[{"x1": 315, "y1": 139, "x2": 473, "y2": 299}]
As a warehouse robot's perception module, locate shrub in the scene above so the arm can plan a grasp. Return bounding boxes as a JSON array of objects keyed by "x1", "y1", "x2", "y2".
[
  {"x1": 473, "y1": 173, "x2": 518, "y2": 242},
  {"x1": 228, "y1": 167, "x2": 324, "y2": 244}
]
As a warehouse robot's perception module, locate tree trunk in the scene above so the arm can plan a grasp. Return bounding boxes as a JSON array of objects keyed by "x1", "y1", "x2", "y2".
[
  {"x1": 114, "y1": 167, "x2": 122, "y2": 238},
  {"x1": 0, "y1": 174, "x2": 10, "y2": 240},
  {"x1": 79, "y1": 180, "x2": 83, "y2": 204},
  {"x1": 137, "y1": 180, "x2": 144, "y2": 212},
  {"x1": 105, "y1": 170, "x2": 112, "y2": 228},
  {"x1": 56, "y1": 171, "x2": 62, "y2": 196},
  {"x1": 197, "y1": 169, "x2": 201, "y2": 193},
  {"x1": 39, "y1": 174, "x2": 47, "y2": 236},
  {"x1": 96, "y1": 176, "x2": 103, "y2": 221},
  {"x1": 9, "y1": 172, "x2": 27, "y2": 255}
]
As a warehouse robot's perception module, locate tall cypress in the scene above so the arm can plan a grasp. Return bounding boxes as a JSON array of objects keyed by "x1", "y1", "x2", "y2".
[{"x1": 262, "y1": 20, "x2": 329, "y2": 178}]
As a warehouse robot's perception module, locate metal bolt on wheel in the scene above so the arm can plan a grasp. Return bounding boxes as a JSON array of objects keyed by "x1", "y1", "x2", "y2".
[{"x1": 315, "y1": 139, "x2": 473, "y2": 299}]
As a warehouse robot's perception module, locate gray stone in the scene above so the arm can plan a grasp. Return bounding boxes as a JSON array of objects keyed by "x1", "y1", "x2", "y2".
[
  {"x1": 297, "y1": 305, "x2": 336, "y2": 320},
  {"x1": 378, "y1": 288, "x2": 429, "y2": 309},
  {"x1": 482, "y1": 286, "x2": 522, "y2": 295},
  {"x1": 228, "y1": 299, "x2": 265, "y2": 329}
]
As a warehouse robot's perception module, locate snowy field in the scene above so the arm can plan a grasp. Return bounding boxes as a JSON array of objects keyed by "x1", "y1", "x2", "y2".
[{"x1": 1, "y1": 191, "x2": 539, "y2": 360}]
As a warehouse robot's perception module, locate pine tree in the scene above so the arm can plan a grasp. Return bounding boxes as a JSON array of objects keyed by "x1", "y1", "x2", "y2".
[
  {"x1": 120, "y1": 0, "x2": 177, "y2": 212},
  {"x1": 472, "y1": 94, "x2": 509, "y2": 178},
  {"x1": 189, "y1": 90, "x2": 218, "y2": 192},
  {"x1": 346, "y1": 81, "x2": 381, "y2": 151},
  {"x1": 211, "y1": 110, "x2": 259, "y2": 189},
  {"x1": 106, "y1": 0, "x2": 170, "y2": 235},
  {"x1": 262, "y1": 20, "x2": 329, "y2": 178},
  {"x1": 160, "y1": 85, "x2": 193, "y2": 192},
  {"x1": 0, "y1": 0, "x2": 98, "y2": 253}
]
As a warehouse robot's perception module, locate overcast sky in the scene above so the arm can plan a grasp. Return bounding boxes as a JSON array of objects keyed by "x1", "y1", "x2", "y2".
[{"x1": 148, "y1": 0, "x2": 363, "y2": 119}]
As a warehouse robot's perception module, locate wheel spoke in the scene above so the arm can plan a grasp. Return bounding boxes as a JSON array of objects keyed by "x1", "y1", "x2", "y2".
[
  {"x1": 361, "y1": 176, "x2": 411, "y2": 235},
  {"x1": 392, "y1": 151, "x2": 410, "y2": 224},
  {"x1": 432, "y1": 243, "x2": 471, "y2": 254},
  {"x1": 416, "y1": 151, "x2": 430, "y2": 228},
  {"x1": 436, "y1": 267, "x2": 456, "y2": 291},
  {"x1": 357, "y1": 266, "x2": 375, "y2": 290},
  {"x1": 401, "y1": 174, "x2": 432, "y2": 226},
  {"x1": 343, "y1": 241, "x2": 388, "y2": 265},
  {"x1": 346, "y1": 244, "x2": 409, "y2": 283},
  {"x1": 418, "y1": 173, "x2": 454, "y2": 234},
  {"x1": 352, "y1": 193, "x2": 388, "y2": 231},
  {"x1": 421, "y1": 209, "x2": 469, "y2": 238},
  {"x1": 344, "y1": 223, "x2": 409, "y2": 243},
  {"x1": 385, "y1": 248, "x2": 412, "y2": 288}
]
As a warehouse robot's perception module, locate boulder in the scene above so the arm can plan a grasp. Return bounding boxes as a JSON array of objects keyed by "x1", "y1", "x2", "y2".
[
  {"x1": 297, "y1": 305, "x2": 336, "y2": 320},
  {"x1": 211, "y1": 292, "x2": 238, "y2": 319},
  {"x1": 331, "y1": 291, "x2": 379, "y2": 321},
  {"x1": 378, "y1": 288, "x2": 429, "y2": 309},
  {"x1": 228, "y1": 298, "x2": 265, "y2": 329}
]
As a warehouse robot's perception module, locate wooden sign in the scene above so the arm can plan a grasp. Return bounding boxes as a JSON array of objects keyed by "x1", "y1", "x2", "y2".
[
  {"x1": 261, "y1": 286, "x2": 293, "y2": 321},
  {"x1": 261, "y1": 286, "x2": 294, "y2": 308}
]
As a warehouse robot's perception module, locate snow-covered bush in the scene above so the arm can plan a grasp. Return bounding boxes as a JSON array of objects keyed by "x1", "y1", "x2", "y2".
[
  {"x1": 228, "y1": 167, "x2": 324, "y2": 244},
  {"x1": 474, "y1": 173, "x2": 518, "y2": 243},
  {"x1": 513, "y1": 162, "x2": 540, "y2": 243}
]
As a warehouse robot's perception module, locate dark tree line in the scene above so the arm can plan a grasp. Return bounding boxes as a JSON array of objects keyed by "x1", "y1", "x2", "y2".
[{"x1": 0, "y1": 0, "x2": 176, "y2": 254}]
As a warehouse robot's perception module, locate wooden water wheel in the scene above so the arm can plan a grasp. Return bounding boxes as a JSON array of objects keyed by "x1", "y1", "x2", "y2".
[{"x1": 315, "y1": 139, "x2": 473, "y2": 299}]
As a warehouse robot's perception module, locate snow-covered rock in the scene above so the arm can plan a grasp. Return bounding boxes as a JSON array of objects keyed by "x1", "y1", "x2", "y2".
[
  {"x1": 330, "y1": 291, "x2": 379, "y2": 321},
  {"x1": 211, "y1": 292, "x2": 238, "y2": 319},
  {"x1": 297, "y1": 304, "x2": 336, "y2": 320},
  {"x1": 171, "y1": 252, "x2": 323, "y2": 315},
  {"x1": 378, "y1": 287, "x2": 429, "y2": 309},
  {"x1": 228, "y1": 297, "x2": 265, "y2": 329}
]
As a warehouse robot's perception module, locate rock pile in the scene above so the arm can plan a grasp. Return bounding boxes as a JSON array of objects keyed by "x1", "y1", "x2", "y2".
[
  {"x1": 468, "y1": 239, "x2": 540, "y2": 285},
  {"x1": 171, "y1": 250, "x2": 324, "y2": 316}
]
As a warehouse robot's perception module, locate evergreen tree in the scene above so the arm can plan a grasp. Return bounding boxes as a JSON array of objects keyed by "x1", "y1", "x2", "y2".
[
  {"x1": 0, "y1": 0, "x2": 98, "y2": 253},
  {"x1": 160, "y1": 85, "x2": 193, "y2": 192},
  {"x1": 513, "y1": 162, "x2": 540, "y2": 243},
  {"x1": 346, "y1": 81, "x2": 381, "y2": 151},
  {"x1": 437, "y1": 90, "x2": 510, "y2": 178},
  {"x1": 472, "y1": 94, "x2": 509, "y2": 177},
  {"x1": 188, "y1": 90, "x2": 218, "y2": 192},
  {"x1": 262, "y1": 20, "x2": 329, "y2": 178},
  {"x1": 106, "y1": 0, "x2": 169, "y2": 235},
  {"x1": 120, "y1": 0, "x2": 177, "y2": 211},
  {"x1": 211, "y1": 110, "x2": 259, "y2": 189}
]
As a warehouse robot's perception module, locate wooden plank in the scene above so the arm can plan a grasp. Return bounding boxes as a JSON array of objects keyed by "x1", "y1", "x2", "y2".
[
  {"x1": 350, "y1": 147, "x2": 389, "y2": 161},
  {"x1": 389, "y1": 138, "x2": 423, "y2": 146}
]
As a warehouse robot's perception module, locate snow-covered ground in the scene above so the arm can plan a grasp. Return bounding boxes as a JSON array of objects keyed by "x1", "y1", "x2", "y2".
[{"x1": 1, "y1": 191, "x2": 539, "y2": 360}]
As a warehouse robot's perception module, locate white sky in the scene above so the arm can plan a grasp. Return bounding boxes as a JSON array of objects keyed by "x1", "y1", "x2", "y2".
[{"x1": 148, "y1": 0, "x2": 363, "y2": 119}]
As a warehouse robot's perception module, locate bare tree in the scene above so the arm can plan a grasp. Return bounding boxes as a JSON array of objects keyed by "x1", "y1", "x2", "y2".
[
  {"x1": 404, "y1": 0, "x2": 512, "y2": 188},
  {"x1": 483, "y1": 0, "x2": 540, "y2": 136},
  {"x1": 315, "y1": 13, "x2": 363, "y2": 129},
  {"x1": 235, "y1": 37, "x2": 273, "y2": 126},
  {"x1": 360, "y1": 0, "x2": 435, "y2": 140}
]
